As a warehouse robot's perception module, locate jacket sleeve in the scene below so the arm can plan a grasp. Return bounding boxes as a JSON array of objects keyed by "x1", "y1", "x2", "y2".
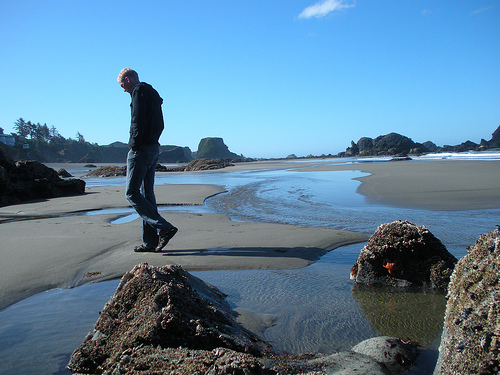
[{"x1": 129, "y1": 87, "x2": 148, "y2": 150}]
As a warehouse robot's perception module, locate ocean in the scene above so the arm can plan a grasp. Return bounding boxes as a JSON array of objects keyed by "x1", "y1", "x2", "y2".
[{"x1": 1, "y1": 152, "x2": 499, "y2": 374}]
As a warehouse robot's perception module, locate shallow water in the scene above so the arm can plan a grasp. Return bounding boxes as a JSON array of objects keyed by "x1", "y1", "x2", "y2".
[
  {"x1": 1, "y1": 155, "x2": 500, "y2": 374},
  {"x1": 0, "y1": 244, "x2": 445, "y2": 375}
]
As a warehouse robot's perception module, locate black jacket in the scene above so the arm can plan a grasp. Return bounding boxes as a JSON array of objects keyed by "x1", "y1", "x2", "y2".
[{"x1": 128, "y1": 82, "x2": 164, "y2": 150}]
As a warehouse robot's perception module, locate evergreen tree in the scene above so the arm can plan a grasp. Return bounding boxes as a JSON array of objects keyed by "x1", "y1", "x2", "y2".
[
  {"x1": 14, "y1": 118, "x2": 29, "y2": 138},
  {"x1": 49, "y1": 125, "x2": 60, "y2": 139},
  {"x1": 76, "y1": 132, "x2": 85, "y2": 143},
  {"x1": 40, "y1": 123, "x2": 50, "y2": 141}
]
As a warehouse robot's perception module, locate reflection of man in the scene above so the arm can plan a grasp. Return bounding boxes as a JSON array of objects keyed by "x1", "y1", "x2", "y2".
[{"x1": 117, "y1": 68, "x2": 177, "y2": 252}]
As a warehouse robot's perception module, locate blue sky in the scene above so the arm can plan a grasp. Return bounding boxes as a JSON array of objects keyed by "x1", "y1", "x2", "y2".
[{"x1": 1, "y1": 1, "x2": 498, "y2": 158}]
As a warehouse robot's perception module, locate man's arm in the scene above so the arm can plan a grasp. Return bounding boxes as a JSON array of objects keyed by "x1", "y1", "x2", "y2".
[{"x1": 129, "y1": 86, "x2": 148, "y2": 150}]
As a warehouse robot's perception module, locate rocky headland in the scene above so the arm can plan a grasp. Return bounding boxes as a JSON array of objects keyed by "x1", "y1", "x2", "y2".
[{"x1": 337, "y1": 125, "x2": 500, "y2": 158}]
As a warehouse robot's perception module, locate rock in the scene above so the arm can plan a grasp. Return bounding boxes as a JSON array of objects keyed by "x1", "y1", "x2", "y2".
[
  {"x1": 488, "y1": 125, "x2": 500, "y2": 148},
  {"x1": 351, "y1": 221, "x2": 457, "y2": 291},
  {"x1": 184, "y1": 158, "x2": 234, "y2": 171},
  {"x1": 422, "y1": 141, "x2": 439, "y2": 152},
  {"x1": 82, "y1": 165, "x2": 126, "y2": 177},
  {"x1": 434, "y1": 227, "x2": 500, "y2": 375},
  {"x1": 196, "y1": 137, "x2": 240, "y2": 160},
  {"x1": 307, "y1": 352, "x2": 391, "y2": 374},
  {"x1": 158, "y1": 146, "x2": 193, "y2": 163},
  {"x1": 155, "y1": 163, "x2": 185, "y2": 172},
  {"x1": 0, "y1": 148, "x2": 85, "y2": 207},
  {"x1": 340, "y1": 133, "x2": 429, "y2": 157},
  {"x1": 68, "y1": 264, "x2": 273, "y2": 374},
  {"x1": 352, "y1": 336, "x2": 419, "y2": 373},
  {"x1": 57, "y1": 168, "x2": 72, "y2": 177},
  {"x1": 453, "y1": 140, "x2": 479, "y2": 153}
]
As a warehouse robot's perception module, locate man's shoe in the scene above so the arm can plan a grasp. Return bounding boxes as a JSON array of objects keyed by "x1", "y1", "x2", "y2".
[
  {"x1": 156, "y1": 227, "x2": 178, "y2": 252},
  {"x1": 134, "y1": 244, "x2": 155, "y2": 252}
]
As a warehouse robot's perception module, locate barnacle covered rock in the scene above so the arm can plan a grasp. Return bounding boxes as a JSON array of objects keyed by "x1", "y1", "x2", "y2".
[
  {"x1": 68, "y1": 264, "x2": 273, "y2": 374},
  {"x1": 435, "y1": 227, "x2": 500, "y2": 375},
  {"x1": 352, "y1": 220, "x2": 457, "y2": 291}
]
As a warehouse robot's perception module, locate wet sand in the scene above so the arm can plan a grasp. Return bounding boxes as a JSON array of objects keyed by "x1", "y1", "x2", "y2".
[
  {"x1": 1, "y1": 158, "x2": 499, "y2": 311},
  {"x1": 293, "y1": 159, "x2": 500, "y2": 211},
  {"x1": 0, "y1": 183, "x2": 366, "y2": 310}
]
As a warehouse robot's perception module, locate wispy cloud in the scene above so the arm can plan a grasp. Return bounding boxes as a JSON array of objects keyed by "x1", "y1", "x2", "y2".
[
  {"x1": 421, "y1": 9, "x2": 432, "y2": 16},
  {"x1": 298, "y1": 0, "x2": 355, "y2": 19},
  {"x1": 472, "y1": 5, "x2": 494, "y2": 15}
]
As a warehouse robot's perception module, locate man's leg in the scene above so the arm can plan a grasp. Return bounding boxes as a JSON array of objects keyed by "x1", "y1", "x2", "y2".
[
  {"x1": 126, "y1": 149, "x2": 172, "y2": 248},
  {"x1": 142, "y1": 153, "x2": 161, "y2": 248}
]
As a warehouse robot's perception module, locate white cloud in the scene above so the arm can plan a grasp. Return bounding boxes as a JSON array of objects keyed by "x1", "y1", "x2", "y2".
[
  {"x1": 298, "y1": 0, "x2": 355, "y2": 19},
  {"x1": 472, "y1": 5, "x2": 494, "y2": 15}
]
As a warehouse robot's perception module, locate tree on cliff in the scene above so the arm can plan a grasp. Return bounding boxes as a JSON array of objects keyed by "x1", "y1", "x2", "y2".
[
  {"x1": 14, "y1": 118, "x2": 30, "y2": 138},
  {"x1": 13, "y1": 118, "x2": 51, "y2": 141}
]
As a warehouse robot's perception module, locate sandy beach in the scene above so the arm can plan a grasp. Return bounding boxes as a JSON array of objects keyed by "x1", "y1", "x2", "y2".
[{"x1": 0, "y1": 158, "x2": 499, "y2": 311}]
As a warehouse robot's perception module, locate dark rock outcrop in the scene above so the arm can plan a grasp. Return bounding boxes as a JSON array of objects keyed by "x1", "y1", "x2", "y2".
[
  {"x1": 338, "y1": 125, "x2": 500, "y2": 157},
  {"x1": 434, "y1": 227, "x2": 500, "y2": 374},
  {"x1": 82, "y1": 165, "x2": 126, "y2": 177},
  {"x1": 340, "y1": 133, "x2": 428, "y2": 157},
  {"x1": 422, "y1": 141, "x2": 439, "y2": 152},
  {"x1": 0, "y1": 148, "x2": 85, "y2": 207},
  {"x1": 196, "y1": 137, "x2": 240, "y2": 160},
  {"x1": 351, "y1": 221, "x2": 457, "y2": 291},
  {"x1": 488, "y1": 124, "x2": 500, "y2": 148},
  {"x1": 158, "y1": 146, "x2": 193, "y2": 163},
  {"x1": 68, "y1": 264, "x2": 274, "y2": 374},
  {"x1": 57, "y1": 168, "x2": 73, "y2": 178},
  {"x1": 184, "y1": 158, "x2": 234, "y2": 171}
]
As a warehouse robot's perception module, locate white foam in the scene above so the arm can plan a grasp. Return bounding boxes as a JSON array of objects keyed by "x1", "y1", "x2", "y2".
[{"x1": 416, "y1": 151, "x2": 500, "y2": 161}]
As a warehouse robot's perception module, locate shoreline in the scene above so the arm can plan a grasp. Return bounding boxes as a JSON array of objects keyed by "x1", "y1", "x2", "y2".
[{"x1": 1, "y1": 158, "x2": 499, "y2": 311}]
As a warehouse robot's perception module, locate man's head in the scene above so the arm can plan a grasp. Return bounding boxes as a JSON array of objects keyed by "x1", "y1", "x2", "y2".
[{"x1": 117, "y1": 68, "x2": 139, "y2": 93}]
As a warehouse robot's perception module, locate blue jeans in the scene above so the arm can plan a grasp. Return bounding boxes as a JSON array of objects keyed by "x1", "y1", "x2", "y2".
[{"x1": 126, "y1": 148, "x2": 173, "y2": 248}]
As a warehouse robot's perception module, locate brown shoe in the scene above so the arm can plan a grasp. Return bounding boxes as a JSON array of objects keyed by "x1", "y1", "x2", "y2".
[{"x1": 155, "y1": 227, "x2": 178, "y2": 252}]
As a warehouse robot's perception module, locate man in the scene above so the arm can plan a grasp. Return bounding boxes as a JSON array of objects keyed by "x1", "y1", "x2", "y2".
[{"x1": 117, "y1": 68, "x2": 177, "y2": 252}]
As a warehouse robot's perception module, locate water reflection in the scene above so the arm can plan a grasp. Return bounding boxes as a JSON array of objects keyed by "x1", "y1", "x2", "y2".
[{"x1": 351, "y1": 284, "x2": 446, "y2": 347}]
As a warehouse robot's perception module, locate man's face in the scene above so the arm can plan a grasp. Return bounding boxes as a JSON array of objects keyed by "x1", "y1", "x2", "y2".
[{"x1": 120, "y1": 76, "x2": 137, "y2": 93}]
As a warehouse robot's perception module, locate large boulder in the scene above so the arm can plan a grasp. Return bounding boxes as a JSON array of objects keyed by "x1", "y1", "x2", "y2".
[
  {"x1": 351, "y1": 221, "x2": 457, "y2": 291},
  {"x1": 352, "y1": 336, "x2": 419, "y2": 373},
  {"x1": 434, "y1": 227, "x2": 500, "y2": 375},
  {"x1": 0, "y1": 148, "x2": 85, "y2": 207},
  {"x1": 68, "y1": 264, "x2": 273, "y2": 374}
]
